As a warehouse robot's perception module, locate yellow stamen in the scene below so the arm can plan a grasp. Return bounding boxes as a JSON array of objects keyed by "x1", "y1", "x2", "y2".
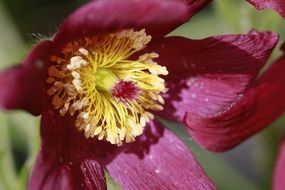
[{"x1": 47, "y1": 29, "x2": 168, "y2": 145}]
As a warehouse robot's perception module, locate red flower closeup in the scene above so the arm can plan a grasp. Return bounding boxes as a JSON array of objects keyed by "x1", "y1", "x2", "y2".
[{"x1": 0, "y1": 0, "x2": 283, "y2": 189}]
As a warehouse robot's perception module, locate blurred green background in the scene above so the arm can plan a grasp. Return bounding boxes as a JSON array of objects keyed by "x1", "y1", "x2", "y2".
[{"x1": 0, "y1": 0, "x2": 285, "y2": 189}]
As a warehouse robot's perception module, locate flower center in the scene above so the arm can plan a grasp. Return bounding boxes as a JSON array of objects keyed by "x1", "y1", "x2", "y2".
[{"x1": 46, "y1": 29, "x2": 168, "y2": 145}]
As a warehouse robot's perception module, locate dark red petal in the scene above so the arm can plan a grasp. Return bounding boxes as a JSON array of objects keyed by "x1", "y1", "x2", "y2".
[
  {"x1": 29, "y1": 106, "x2": 106, "y2": 190},
  {"x1": 185, "y1": 55, "x2": 285, "y2": 152},
  {"x1": 53, "y1": 0, "x2": 189, "y2": 47},
  {"x1": 141, "y1": 32, "x2": 278, "y2": 122},
  {"x1": 183, "y1": 0, "x2": 213, "y2": 17},
  {"x1": 273, "y1": 137, "x2": 285, "y2": 190},
  {"x1": 102, "y1": 120, "x2": 216, "y2": 190},
  {"x1": 29, "y1": 153, "x2": 73, "y2": 190},
  {"x1": 247, "y1": 0, "x2": 285, "y2": 19},
  {"x1": 0, "y1": 40, "x2": 52, "y2": 115}
]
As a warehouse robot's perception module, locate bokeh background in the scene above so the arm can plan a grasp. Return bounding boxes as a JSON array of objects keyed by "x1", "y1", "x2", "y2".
[{"x1": 0, "y1": 0, "x2": 285, "y2": 189}]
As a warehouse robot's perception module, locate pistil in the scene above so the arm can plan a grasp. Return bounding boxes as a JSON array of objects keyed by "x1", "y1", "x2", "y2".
[{"x1": 94, "y1": 69, "x2": 118, "y2": 92}]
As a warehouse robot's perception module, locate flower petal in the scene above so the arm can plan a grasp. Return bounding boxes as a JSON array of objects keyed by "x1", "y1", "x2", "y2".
[
  {"x1": 102, "y1": 120, "x2": 215, "y2": 190},
  {"x1": 29, "y1": 153, "x2": 73, "y2": 190},
  {"x1": 273, "y1": 137, "x2": 285, "y2": 190},
  {"x1": 29, "y1": 106, "x2": 106, "y2": 190},
  {"x1": 185, "y1": 55, "x2": 285, "y2": 152},
  {"x1": 142, "y1": 32, "x2": 278, "y2": 122},
  {"x1": 183, "y1": 0, "x2": 213, "y2": 17},
  {"x1": 247, "y1": 0, "x2": 285, "y2": 19},
  {"x1": 0, "y1": 40, "x2": 52, "y2": 115},
  {"x1": 53, "y1": 0, "x2": 190, "y2": 47}
]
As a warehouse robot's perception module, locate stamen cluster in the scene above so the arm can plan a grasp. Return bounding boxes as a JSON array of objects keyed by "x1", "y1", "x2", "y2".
[{"x1": 47, "y1": 29, "x2": 168, "y2": 145}]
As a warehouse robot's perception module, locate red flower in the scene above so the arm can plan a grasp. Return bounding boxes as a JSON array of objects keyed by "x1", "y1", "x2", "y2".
[
  {"x1": 0, "y1": 0, "x2": 281, "y2": 189},
  {"x1": 247, "y1": 0, "x2": 285, "y2": 19}
]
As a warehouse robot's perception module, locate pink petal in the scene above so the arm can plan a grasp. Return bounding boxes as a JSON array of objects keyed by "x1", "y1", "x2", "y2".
[
  {"x1": 0, "y1": 40, "x2": 52, "y2": 115},
  {"x1": 247, "y1": 0, "x2": 285, "y2": 19},
  {"x1": 185, "y1": 55, "x2": 285, "y2": 152},
  {"x1": 29, "y1": 106, "x2": 106, "y2": 190},
  {"x1": 141, "y1": 32, "x2": 278, "y2": 122},
  {"x1": 273, "y1": 137, "x2": 285, "y2": 190},
  {"x1": 103, "y1": 120, "x2": 216, "y2": 190},
  {"x1": 53, "y1": 0, "x2": 190, "y2": 47}
]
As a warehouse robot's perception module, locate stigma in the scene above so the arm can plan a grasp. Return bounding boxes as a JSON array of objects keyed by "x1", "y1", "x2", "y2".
[{"x1": 47, "y1": 29, "x2": 168, "y2": 145}]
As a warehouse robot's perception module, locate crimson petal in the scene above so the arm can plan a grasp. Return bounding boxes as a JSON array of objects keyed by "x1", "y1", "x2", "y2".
[
  {"x1": 89, "y1": 0, "x2": 212, "y2": 18},
  {"x1": 102, "y1": 120, "x2": 215, "y2": 190},
  {"x1": 29, "y1": 106, "x2": 106, "y2": 190},
  {"x1": 141, "y1": 32, "x2": 278, "y2": 122},
  {"x1": 185, "y1": 55, "x2": 285, "y2": 152},
  {"x1": 273, "y1": 137, "x2": 285, "y2": 190},
  {"x1": 0, "y1": 40, "x2": 52, "y2": 115},
  {"x1": 53, "y1": 0, "x2": 189, "y2": 48},
  {"x1": 247, "y1": 0, "x2": 285, "y2": 19},
  {"x1": 182, "y1": 0, "x2": 213, "y2": 17}
]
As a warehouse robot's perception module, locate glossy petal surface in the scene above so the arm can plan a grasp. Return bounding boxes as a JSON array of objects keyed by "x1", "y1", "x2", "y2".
[
  {"x1": 53, "y1": 0, "x2": 189, "y2": 47},
  {"x1": 185, "y1": 56, "x2": 285, "y2": 151},
  {"x1": 141, "y1": 32, "x2": 278, "y2": 122},
  {"x1": 103, "y1": 120, "x2": 215, "y2": 190}
]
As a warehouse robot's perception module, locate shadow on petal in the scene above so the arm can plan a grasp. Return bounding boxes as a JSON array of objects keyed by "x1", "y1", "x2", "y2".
[
  {"x1": 29, "y1": 105, "x2": 107, "y2": 190},
  {"x1": 102, "y1": 120, "x2": 216, "y2": 190},
  {"x1": 33, "y1": 103, "x2": 215, "y2": 189}
]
